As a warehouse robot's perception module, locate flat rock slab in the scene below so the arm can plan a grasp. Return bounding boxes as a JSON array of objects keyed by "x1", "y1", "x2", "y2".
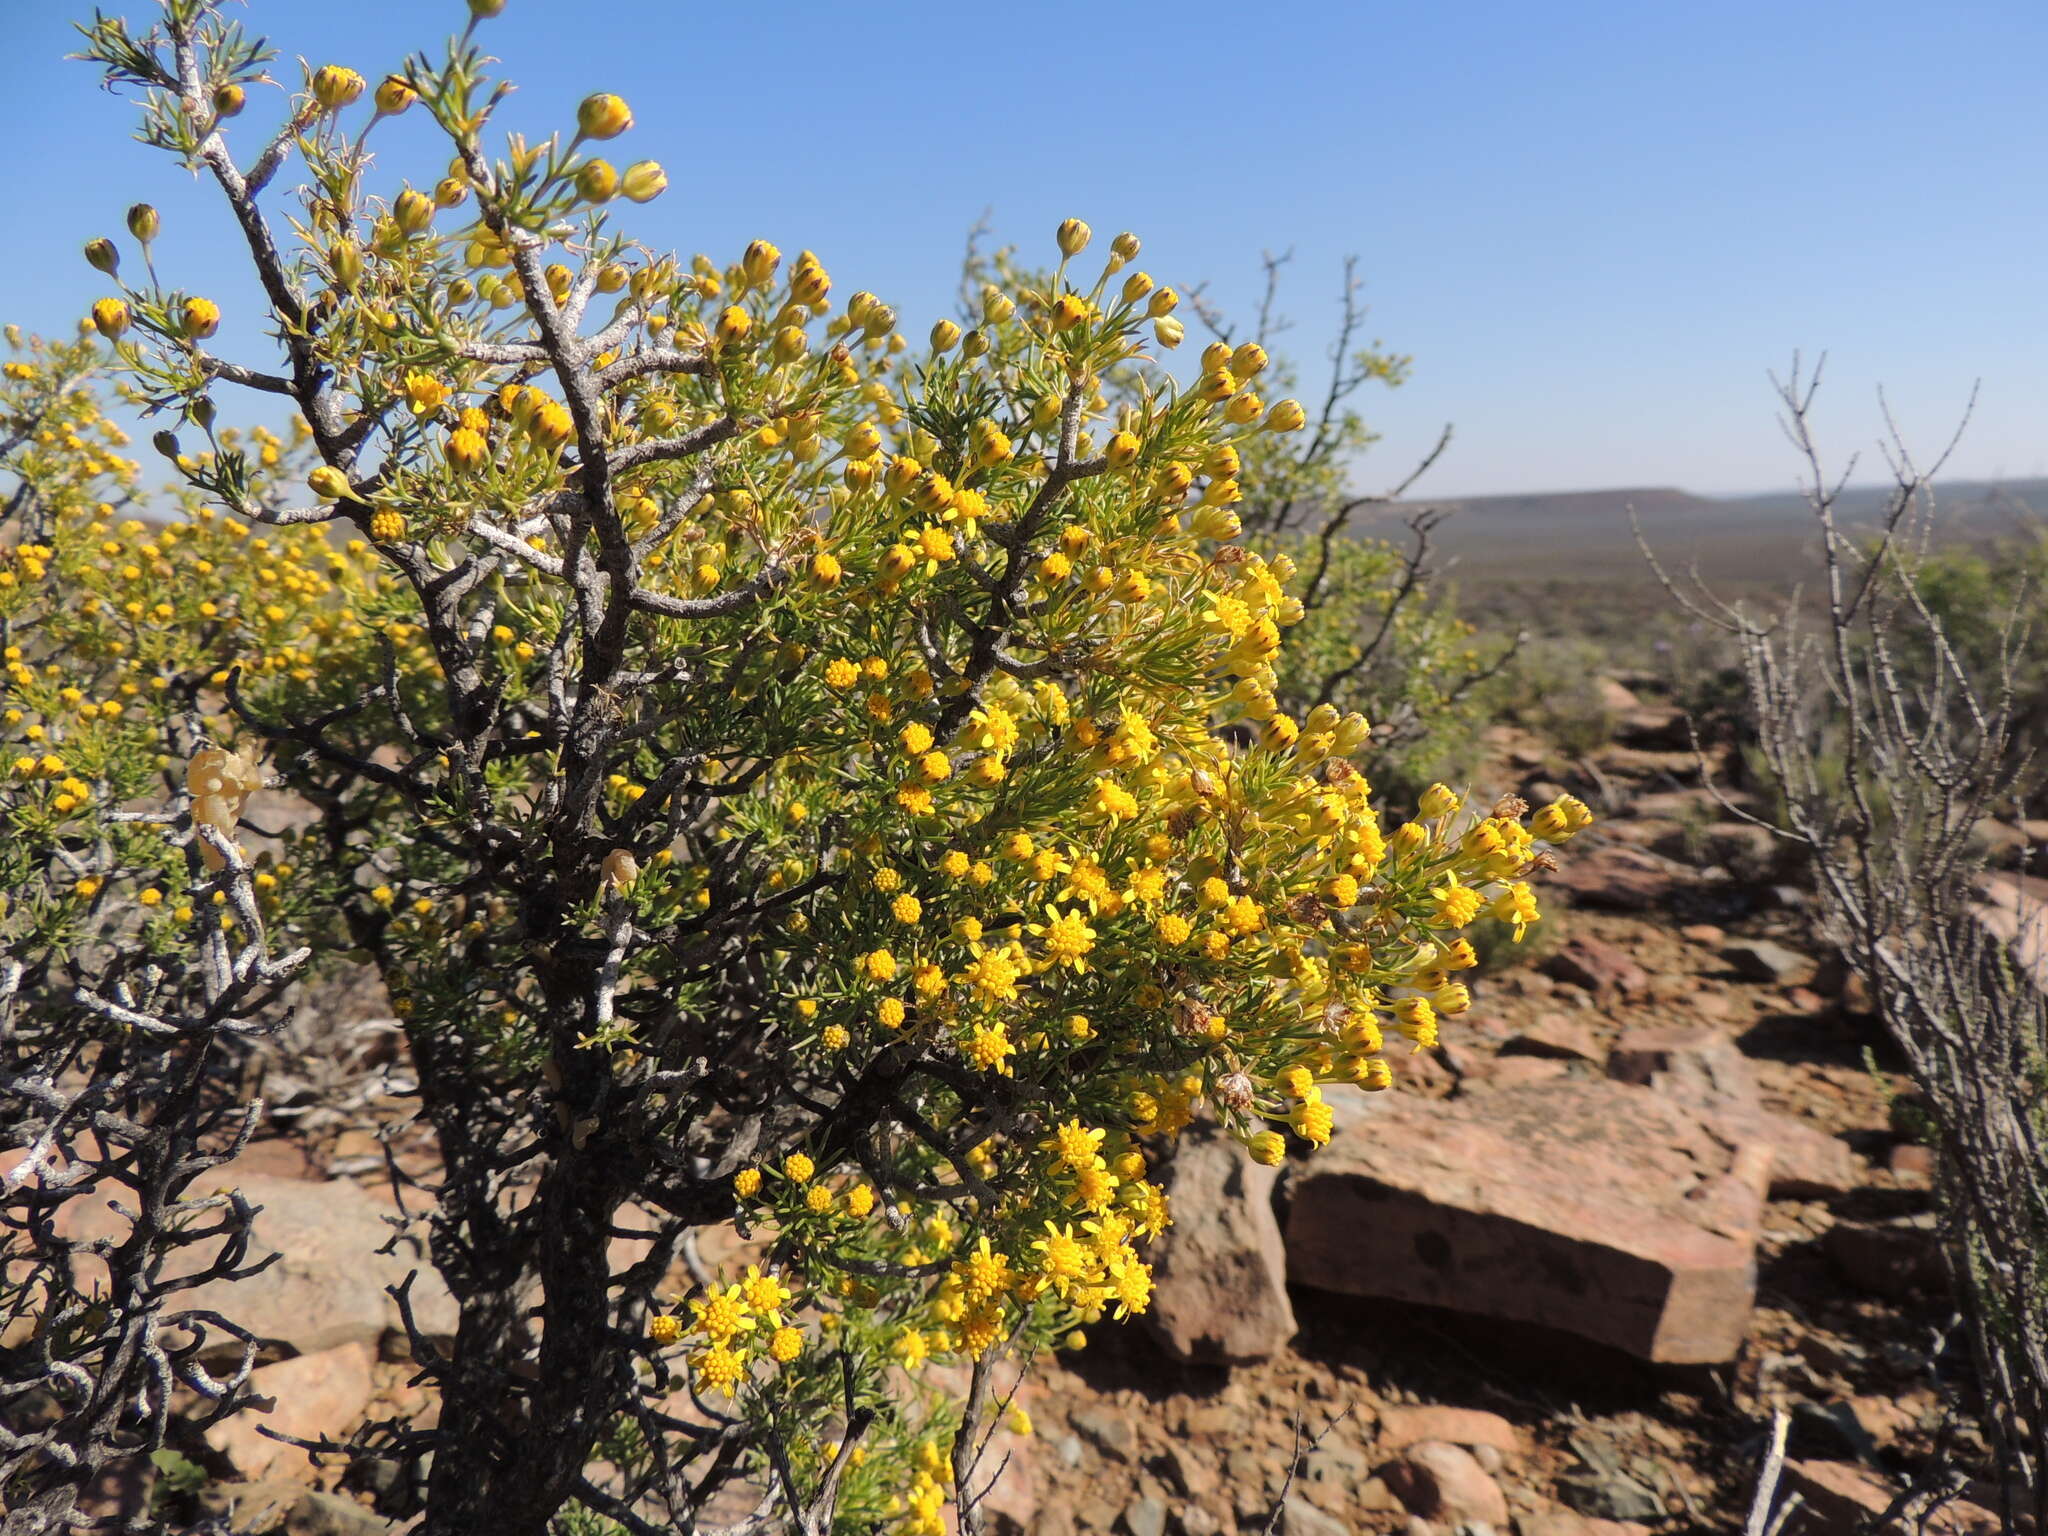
[
  {"x1": 1285, "y1": 1079, "x2": 1765, "y2": 1363},
  {"x1": 52, "y1": 1169, "x2": 457, "y2": 1358}
]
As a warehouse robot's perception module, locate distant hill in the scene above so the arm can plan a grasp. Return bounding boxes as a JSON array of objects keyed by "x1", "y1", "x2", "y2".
[{"x1": 1354, "y1": 478, "x2": 2047, "y2": 589}]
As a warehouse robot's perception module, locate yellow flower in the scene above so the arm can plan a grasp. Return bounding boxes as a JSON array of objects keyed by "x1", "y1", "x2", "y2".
[
  {"x1": 769, "y1": 1326, "x2": 803, "y2": 1363},
  {"x1": 648, "y1": 1313, "x2": 683, "y2": 1346},
  {"x1": 90, "y1": 298, "x2": 129, "y2": 339},
  {"x1": 734, "y1": 1167, "x2": 763, "y2": 1198},
  {"x1": 783, "y1": 1152, "x2": 814, "y2": 1183},
  {"x1": 399, "y1": 372, "x2": 448, "y2": 415},
  {"x1": 180, "y1": 298, "x2": 221, "y2": 340},
  {"x1": 374, "y1": 75, "x2": 415, "y2": 114},
  {"x1": 1429, "y1": 873, "x2": 1484, "y2": 928},
  {"x1": 1029, "y1": 905, "x2": 1097, "y2": 971}
]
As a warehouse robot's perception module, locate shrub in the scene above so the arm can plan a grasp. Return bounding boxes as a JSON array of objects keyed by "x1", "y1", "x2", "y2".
[
  {"x1": 1651, "y1": 364, "x2": 2048, "y2": 1534},
  {"x1": 3, "y1": 7, "x2": 1580, "y2": 1532}
]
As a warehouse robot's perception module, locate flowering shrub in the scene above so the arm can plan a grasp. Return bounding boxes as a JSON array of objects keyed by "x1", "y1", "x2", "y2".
[{"x1": 1, "y1": 4, "x2": 1585, "y2": 1531}]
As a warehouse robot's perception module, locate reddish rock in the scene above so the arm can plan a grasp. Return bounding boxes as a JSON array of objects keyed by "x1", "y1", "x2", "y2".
[
  {"x1": 1824, "y1": 1218, "x2": 1947, "y2": 1299},
  {"x1": 180, "y1": 1175, "x2": 459, "y2": 1357},
  {"x1": 1458, "y1": 1055, "x2": 1571, "y2": 1094},
  {"x1": 1379, "y1": 1441, "x2": 1509, "y2": 1526},
  {"x1": 1544, "y1": 937, "x2": 1651, "y2": 1001},
  {"x1": 1686, "y1": 989, "x2": 1734, "y2": 1021},
  {"x1": 205, "y1": 1341, "x2": 376, "y2": 1479},
  {"x1": 1975, "y1": 872, "x2": 2048, "y2": 992},
  {"x1": 1596, "y1": 677, "x2": 1642, "y2": 713},
  {"x1": 1889, "y1": 1143, "x2": 1934, "y2": 1181},
  {"x1": 1285, "y1": 1080, "x2": 1764, "y2": 1363},
  {"x1": 1519, "y1": 1516, "x2": 1654, "y2": 1536},
  {"x1": 1377, "y1": 1406, "x2": 1521, "y2": 1459},
  {"x1": 1143, "y1": 1121, "x2": 1296, "y2": 1364},
  {"x1": 1752, "y1": 1112, "x2": 1861, "y2": 1199},
  {"x1": 1550, "y1": 845, "x2": 1688, "y2": 909},
  {"x1": 1721, "y1": 937, "x2": 1816, "y2": 986},
  {"x1": 1680, "y1": 923, "x2": 1727, "y2": 945},
  {"x1": 1606, "y1": 1026, "x2": 1763, "y2": 1123},
  {"x1": 1781, "y1": 1459, "x2": 2000, "y2": 1534},
  {"x1": 35, "y1": 1168, "x2": 457, "y2": 1359},
  {"x1": 1501, "y1": 1013, "x2": 1604, "y2": 1062}
]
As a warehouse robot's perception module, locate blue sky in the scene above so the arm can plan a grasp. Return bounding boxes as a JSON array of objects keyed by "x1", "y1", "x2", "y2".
[{"x1": 4, "y1": 0, "x2": 2042, "y2": 497}]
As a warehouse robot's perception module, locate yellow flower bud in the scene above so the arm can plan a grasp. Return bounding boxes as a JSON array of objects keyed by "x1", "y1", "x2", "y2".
[
  {"x1": 393, "y1": 189, "x2": 435, "y2": 234},
  {"x1": 311, "y1": 66, "x2": 366, "y2": 111},
  {"x1": 1246, "y1": 1131, "x2": 1287, "y2": 1167},
  {"x1": 1050, "y1": 295, "x2": 1089, "y2": 329},
  {"x1": 434, "y1": 176, "x2": 470, "y2": 209},
  {"x1": 448, "y1": 426, "x2": 489, "y2": 471},
  {"x1": 90, "y1": 298, "x2": 129, "y2": 340},
  {"x1": 1153, "y1": 316, "x2": 1184, "y2": 349},
  {"x1": 308, "y1": 465, "x2": 352, "y2": 501},
  {"x1": 212, "y1": 82, "x2": 245, "y2": 118},
  {"x1": 742, "y1": 239, "x2": 781, "y2": 286},
  {"x1": 180, "y1": 297, "x2": 221, "y2": 340},
  {"x1": 126, "y1": 203, "x2": 160, "y2": 244},
  {"x1": 621, "y1": 161, "x2": 667, "y2": 202},
  {"x1": 1105, "y1": 430, "x2": 1140, "y2": 468},
  {"x1": 328, "y1": 241, "x2": 363, "y2": 290},
  {"x1": 1120, "y1": 270, "x2": 1154, "y2": 304},
  {"x1": 368, "y1": 508, "x2": 406, "y2": 543},
  {"x1": 1265, "y1": 398, "x2": 1307, "y2": 433},
  {"x1": 929, "y1": 318, "x2": 961, "y2": 352},
  {"x1": 83, "y1": 239, "x2": 119, "y2": 276},
  {"x1": 575, "y1": 158, "x2": 618, "y2": 202},
  {"x1": 714, "y1": 306, "x2": 752, "y2": 346},
  {"x1": 1230, "y1": 341, "x2": 1269, "y2": 378},
  {"x1": 374, "y1": 75, "x2": 416, "y2": 115},
  {"x1": 981, "y1": 285, "x2": 1015, "y2": 324},
  {"x1": 1056, "y1": 218, "x2": 1092, "y2": 256},
  {"x1": 1146, "y1": 286, "x2": 1178, "y2": 318},
  {"x1": 1223, "y1": 392, "x2": 1263, "y2": 425},
  {"x1": 469, "y1": 0, "x2": 507, "y2": 15},
  {"x1": 1111, "y1": 231, "x2": 1141, "y2": 262},
  {"x1": 811, "y1": 552, "x2": 843, "y2": 588},
  {"x1": 790, "y1": 252, "x2": 831, "y2": 306},
  {"x1": 577, "y1": 92, "x2": 634, "y2": 140}
]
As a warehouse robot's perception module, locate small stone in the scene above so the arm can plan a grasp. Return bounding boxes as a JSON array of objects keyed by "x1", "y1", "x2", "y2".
[
  {"x1": 1471, "y1": 1444, "x2": 1504, "y2": 1475},
  {"x1": 1753, "y1": 1113, "x2": 1861, "y2": 1199},
  {"x1": 1279, "y1": 1494, "x2": 1349, "y2": 1536},
  {"x1": 1720, "y1": 938, "x2": 1815, "y2": 986},
  {"x1": 1889, "y1": 1143, "x2": 1934, "y2": 1181},
  {"x1": 1824, "y1": 1217, "x2": 1948, "y2": 1299},
  {"x1": 1377, "y1": 1406, "x2": 1521, "y2": 1459},
  {"x1": 286, "y1": 1490, "x2": 393, "y2": 1536},
  {"x1": 1544, "y1": 938, "x2": 1650, "y2": 1001},
  {"x1": 1073, "y1": 1405, "x2": 1136, "y2": 1461},
  {"x1": 1679, "y1": 924, "x2": 1725, "y2": 945},
  {"x1": 1381, "y1": 1442, "x2": 1509, "y2": 1526},
  {"x1": 1120, "y1": 1495, "x2": 1166, "y2": 1536},
  {"x1": 1501, "y1": 1014, "x2": 1603, "y2": 1062}
]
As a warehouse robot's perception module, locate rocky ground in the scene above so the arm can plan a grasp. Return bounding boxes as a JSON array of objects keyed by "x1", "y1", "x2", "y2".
[{"x1": 30, "y1": 675, "x2": 2043, "y2": 1535}]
